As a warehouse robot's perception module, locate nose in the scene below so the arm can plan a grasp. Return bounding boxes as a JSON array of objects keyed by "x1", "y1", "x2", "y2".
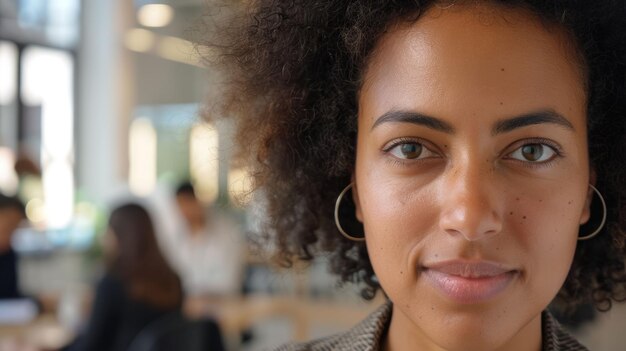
[{"x1": 438, "y1": 160, "x2": 503, "y2": 241}]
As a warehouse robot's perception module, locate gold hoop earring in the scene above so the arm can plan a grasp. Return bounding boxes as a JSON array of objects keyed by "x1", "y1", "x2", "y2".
[
  {"x1": 334, "y1": 183, "x2": 365, "y2": 242},
  {"x1": 578, "y1": 184, "x2": 607, "y2": 241}
]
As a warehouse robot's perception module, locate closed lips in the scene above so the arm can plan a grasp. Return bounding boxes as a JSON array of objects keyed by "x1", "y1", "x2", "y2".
[
  {"x1": 423, "y1": 261, "x2": 517, "y2": 278},
  {"x1": 421, "y1": 260, "x2": 519, "y2": 304}
]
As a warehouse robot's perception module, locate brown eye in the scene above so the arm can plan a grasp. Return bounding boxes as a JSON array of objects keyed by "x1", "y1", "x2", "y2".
[
  {"x1": 387, "y1": 142, "x2": 439, "y2": 161},
  {"x1": 398, "y1": 143, "x2": 422, "y2": 159},
  {"x1": 508, "y1": 143, "x2": 556, "y2": 163},
  {"x1": 521, "y1": 144, "x2": 543, "y2": 161}
]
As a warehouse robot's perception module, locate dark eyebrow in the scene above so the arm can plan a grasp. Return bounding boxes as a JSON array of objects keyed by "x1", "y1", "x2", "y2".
[
  {"x1": 492, "y1": 110, "x2": 575, "y2": 135},
  {"x1": 371, "y1": 110, "x2": 455, "y2": 134}
]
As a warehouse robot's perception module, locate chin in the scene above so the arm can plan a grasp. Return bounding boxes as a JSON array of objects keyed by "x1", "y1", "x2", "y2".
[{"x1": 414, "y1": 309, "x2": 536, "y2": 351}]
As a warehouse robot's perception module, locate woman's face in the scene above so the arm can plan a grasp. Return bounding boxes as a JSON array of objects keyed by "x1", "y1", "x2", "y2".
[{"x1": 354, "y1": 4, "x2": 591, "y2": 350}]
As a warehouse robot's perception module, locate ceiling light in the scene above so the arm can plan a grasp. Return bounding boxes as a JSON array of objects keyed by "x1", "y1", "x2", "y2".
[{"x1": 137, "y1": 4, "x2": 174, "y2": 28}]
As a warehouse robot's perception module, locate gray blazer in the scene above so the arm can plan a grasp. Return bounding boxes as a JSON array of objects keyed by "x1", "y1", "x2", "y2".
[{"x1": 274, "y1": 302, "x2": 588, "y2": 351}]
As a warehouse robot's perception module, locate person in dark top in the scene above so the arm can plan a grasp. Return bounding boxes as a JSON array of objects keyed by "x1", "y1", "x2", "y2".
[
  {"x1": 0, "y1": 193, "x2": 26, "y2": 299},
  {"x1": 75, "y1": 203, "x2": 183, "y2": 351}
]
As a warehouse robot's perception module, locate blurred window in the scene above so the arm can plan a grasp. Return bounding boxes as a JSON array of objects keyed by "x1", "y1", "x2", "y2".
[
  {"x1": 133, "y1": 104, "x2": 220, "y2": 202},
  {"x1": 0, "y1": 0, "x2": 83, "y2": 247},
  {"x1": 0, "y1": 41, "x2": 19, "y2": 195},
  {"x1": 15, "y1": 0, "x2": 81, "y2": 47},
  {"x1": 0, "y1": 41, "x2": 18, "y2": 150},
  {"x1": 17, "y1": 0, "x2": 47, "y2": 27},
  {"x1": 21, "y1": 46, "x2": 74, "y2": 229}
]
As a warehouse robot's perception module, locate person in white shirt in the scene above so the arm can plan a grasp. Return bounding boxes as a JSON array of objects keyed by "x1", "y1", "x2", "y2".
[{"x1": 169, "y1": 182, "x2": 245, "y2": 300}]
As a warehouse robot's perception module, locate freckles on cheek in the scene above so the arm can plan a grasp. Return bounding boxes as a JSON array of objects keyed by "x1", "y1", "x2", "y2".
[
  {"x1": 509, "y1": 194, "x2": 579, "y2": 289},
  {"x1": 509, "y1": 190, "x2": 581, "y2": 236}
]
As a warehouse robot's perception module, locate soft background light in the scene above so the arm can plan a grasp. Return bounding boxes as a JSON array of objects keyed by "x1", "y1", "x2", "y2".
[
  {"x1": 129, "y1": 118, "x2": 157, "y2": 196},
  {"x1": 156, "y1": 35, "x2": 200, "y2": 67},
  {"x1": 137, "y1": 4, "x2": 174, "y2": 28},
  {"x1": 124, "y1": 28, "x2": 156, "y2": 53},
  {"x1": 190, "y1": 122, "x2": 219, "y2": 203},
  {"x1": 228, "y1": 167, "x2": 253, "y2": 206}
]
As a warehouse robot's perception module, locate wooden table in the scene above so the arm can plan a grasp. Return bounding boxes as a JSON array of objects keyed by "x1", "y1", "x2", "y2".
[
  {"x1": 186, "y1": 294, "x2": 385, "y2": 350},
  {"x1": 0, "y1": 314, "x2": 74, "y2": 351}
]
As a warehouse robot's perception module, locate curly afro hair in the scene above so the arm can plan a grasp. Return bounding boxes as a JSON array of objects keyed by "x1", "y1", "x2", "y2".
[{"x1": 200, "y1": 0, "x2": 626, "y2": 309}]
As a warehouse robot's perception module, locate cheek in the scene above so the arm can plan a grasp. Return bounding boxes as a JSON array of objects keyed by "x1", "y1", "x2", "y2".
[
  {"x1": 508, "y1": 191, "x2": 581, "y2": 294},
  {"x1": 511, "y1": 183, "x2": 584, "y2": 244},
  {"x1": 358, "y1": 178, "x2": 439, "y2": 284}
]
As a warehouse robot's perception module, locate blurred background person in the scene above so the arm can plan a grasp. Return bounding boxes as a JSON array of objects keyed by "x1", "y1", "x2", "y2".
[
  {"x1": 73, "y1": 203, "x2": 183, "y2": 351},
  {"x1": 0, "y1": 193, "x2": 26, "y2": 299},
  {"x1": 166, "y1": 181, "x2": 245, "y2": 317}
]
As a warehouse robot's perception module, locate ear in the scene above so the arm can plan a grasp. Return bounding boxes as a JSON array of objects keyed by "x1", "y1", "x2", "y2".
[
  {"x1": 351, "y1": 175, "x2": 364, "y2": 223},
  {"x1": 579, "y1": 169, "x2": 596, "y2": 225}
]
